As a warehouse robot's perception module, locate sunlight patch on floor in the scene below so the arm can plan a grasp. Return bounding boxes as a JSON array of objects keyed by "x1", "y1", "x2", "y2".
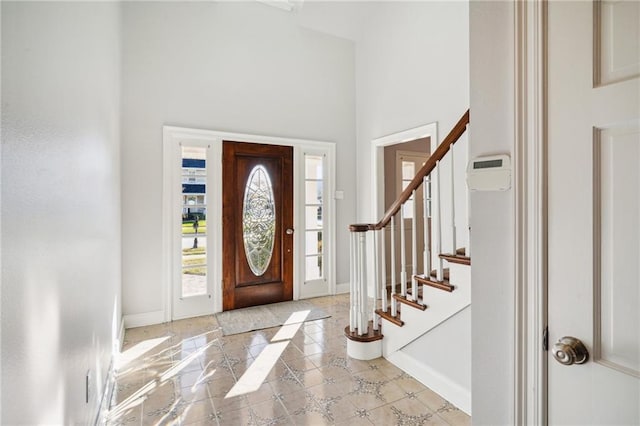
[
  {"x1": 271, "y1": 309, "x2": 310, "y2": 341},
  {"x1": 224, "y1": 341, "x2": 289, "y2": 398},
  {"x1": 107, "y1": 338, "x2": 217, "y2": 422},
  {"x1": 116, "y1": 336, "x2": 170, "y2": 370},
  {"x1": 225, "y1": 309, "x2": 311, "y2": 398}
]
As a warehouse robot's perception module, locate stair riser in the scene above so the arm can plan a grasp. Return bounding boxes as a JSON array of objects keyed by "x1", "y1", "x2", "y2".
[
  {"x1": 444, "y1": 262, "x2": 470, "y2": 287},
  {"x1": 382, "y1": 275, "x2": 470, "y2": 355},
  {"x1": 378, "y1": 256, "x2": 470, "y2": 353}
]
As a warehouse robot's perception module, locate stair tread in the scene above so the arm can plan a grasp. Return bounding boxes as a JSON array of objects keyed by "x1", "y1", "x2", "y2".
[
  {"x1": 415, "y1": 273, "x2": 455, "y2": 292},
  {"x1": 439, "y1": 252, "x2": 471, "y2": 266},
  {"x1": 376, "y1": 308, "x2": 404, "y2": 327},
  {"x1": 393, "y1": 293, "x2": 427, "y2": 311}
]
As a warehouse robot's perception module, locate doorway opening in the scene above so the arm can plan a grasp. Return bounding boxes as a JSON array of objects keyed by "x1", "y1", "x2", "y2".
[
  {"x1": 372, "y1": 123, "x2": 438, "y2": 280},
  {"x1": 385, "y1": 146, "x2": 430, "y2": 277}
]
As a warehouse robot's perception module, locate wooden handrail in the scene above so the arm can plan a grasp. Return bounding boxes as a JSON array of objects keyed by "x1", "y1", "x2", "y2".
[{"x1": 358, "y1": 109, "x2": 470, "y2": 231}]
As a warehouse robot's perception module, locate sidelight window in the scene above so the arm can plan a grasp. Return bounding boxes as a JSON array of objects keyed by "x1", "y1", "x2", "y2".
[{"x1": 304, "y1": 154, "x2": 325, "y2": 282}]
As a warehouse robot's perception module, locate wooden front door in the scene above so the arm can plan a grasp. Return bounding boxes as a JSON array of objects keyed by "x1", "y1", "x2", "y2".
[{"x1": 222, "y1": 141, "x2": 294, "y2": 310}]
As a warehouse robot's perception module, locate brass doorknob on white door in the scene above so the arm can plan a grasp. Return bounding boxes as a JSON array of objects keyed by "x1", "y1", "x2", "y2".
[
  {"x1": 286, "y1": 228, "x2": 294, "y2": 235},
  {"x1": 552, "y1": 336, "x2": 589, "y2": 365}
]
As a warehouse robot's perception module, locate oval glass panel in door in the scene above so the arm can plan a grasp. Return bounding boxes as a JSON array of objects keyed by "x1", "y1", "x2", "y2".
[{"x1": 242, "y1": 165, "x2": 276, "y2": 276}]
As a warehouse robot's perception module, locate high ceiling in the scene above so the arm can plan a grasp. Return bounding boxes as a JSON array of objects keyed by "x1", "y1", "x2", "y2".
[{"x1": 258, "y1": 0, "x2": 376, "y2": 42}]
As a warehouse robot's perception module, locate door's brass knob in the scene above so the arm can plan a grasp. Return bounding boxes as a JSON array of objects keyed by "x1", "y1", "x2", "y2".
[{"x1": 552, "y1": 336, "x2": 589, "y2": 365}]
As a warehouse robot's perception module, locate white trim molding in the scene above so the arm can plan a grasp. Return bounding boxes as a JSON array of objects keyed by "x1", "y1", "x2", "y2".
[
  {"x1": 388, "y1": 350, "x2": 471, "y2": 416},
  {"x1": 335, "y1": 282, "x2": 350, "y2": 294},
  {"x1": 513, "y1": 0, "x2": 548, "y2": 424},
  {"x1": 162, "y1": 126, "x2": 336, "y2": 321},
  {"x1": 123, "y1": 310, "x2": 166, "y2": 329},
  {"x1": 371, "y1": 122, "x2": 439, "y2": 221}
]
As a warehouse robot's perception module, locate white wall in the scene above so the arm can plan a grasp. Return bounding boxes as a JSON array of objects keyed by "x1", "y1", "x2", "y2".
[
  {"x1": 403, "y1": 306, "x2": 471, "y2": 410},
  {"x1": 354, "y1": 0, "x2": 471, "y2": 410},
  {"x1": 121, "y1": 2, "x2": 356, "y2": 320},
  {"x1": 469, "y1": 1, "x2": 515, "y2": 424},
  {"x1": 1, "y1": 2, "x2": 122, "y2": 424},
  {"x1": 355, "y1": 1, "x2": 470, "y2": 226}
]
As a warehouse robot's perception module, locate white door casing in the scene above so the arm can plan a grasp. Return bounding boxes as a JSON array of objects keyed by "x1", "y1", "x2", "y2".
[
  {"x1": 162, "y1": 126, "x2": 336, "y2": 320},
  {"x1": 547, "y1": 1, "x2": 640, "y2": 424},
  {"x1": 371, "y1": 123, "x2": 438, "y2": 288}
]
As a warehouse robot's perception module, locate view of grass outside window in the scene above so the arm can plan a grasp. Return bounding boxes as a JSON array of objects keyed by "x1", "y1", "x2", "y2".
[
  {"x1": 181, "y1": 146, "x2": 207, "y2": 297},
  {"x1": 304, "y1": 155, "x2": 324, "y2": 281}
]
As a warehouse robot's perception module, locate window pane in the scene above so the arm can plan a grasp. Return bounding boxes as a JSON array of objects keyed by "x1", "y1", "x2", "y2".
[
  {"x1": 305, "y1": 181, "x2": 323, "y2": 204},
  {"x1": 305, "y1": 231, "x2": 322, "y2": 256},
  {"x1": 402, "y1": 199, "x2": 414, "y2": 219},
  {"x1": 304, "y1": 154, "x2": 325, "y2": 282},
  {"x1": 402, "y1": 161, "x2": 415, "y2": 180},
  {"x1": 305, "y1": 255, "x2": 323, "y2": 281},
  {"x1": 305, "y1": 155, "x2": 323, "y2": 179},
  {"x1": 242, "y1": 165, "x2": 276, "y2": 277},
  {"x1": 181, "y1": 146, "x2": 207, "y2": 297},
  {"x1": 305, "y1": 206, "x2": 322, "y2": 229}
]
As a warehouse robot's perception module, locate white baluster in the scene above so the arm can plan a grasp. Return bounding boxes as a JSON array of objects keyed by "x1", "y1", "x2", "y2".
[
  {"x1": 466, "y1": 127, "x2": 471, "y2": 258},
  {"x1": 400, "y1": 204, "x2": 407, "y2": 297},
  {"x1": 358, "y1": 232, "x2": 368, "y2": 336},
  {"x1": 450, "y1": 143, "x2": 457, "y2": 255},
  {"x1": 381, "y1": 227, "x2": 388, "y2": 313},
  {"x1": 435, "y1": 161, "x2": 444, "y2": 282},
  {"x1": 390, "y1": 216, "x2": 397, "y2": 317},
  {"x1": 423, "y1": 176, "x2": 432, "y2": 277},
  {"x1": 372, "y1": 230, "x2": 379, "y2": 331},
  {"x1": 411, "y1": 190, "x2": 418, "y2": 302},
  {"x1": 355, "y1": 232, "x2": 361, "y2": 333},
  {"x1": 349, "y1": 231, "x2": 355, "y2": 333}
]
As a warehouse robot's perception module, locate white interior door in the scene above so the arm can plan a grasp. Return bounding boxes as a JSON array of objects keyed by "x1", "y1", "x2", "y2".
[{"x1": 548, "y1": 1, "x2": 640, "y2": 424}]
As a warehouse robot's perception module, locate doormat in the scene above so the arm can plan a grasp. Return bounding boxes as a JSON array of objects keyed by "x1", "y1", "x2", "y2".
[{"x1": 215, "y1": 300, "x2": 330, "y2": 336}]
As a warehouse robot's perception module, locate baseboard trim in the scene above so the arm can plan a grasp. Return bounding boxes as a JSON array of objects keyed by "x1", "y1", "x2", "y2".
[
  {"x1": 299, "y1": 291, "x2": 331, "y2": 300},
  {"x1": 94, "y1": 358, "x2": 116, "y2": 425},
  {"x1": 123, "y1": 310, "x2": 165, "y2": 329},
  {"x1": 387, "y1": 350, "x2": 471, "y2": 415},
  {"x1": 119, "y1": 317, "x2": 125, "y2": 351},
  {"x1": 335, "y1": 282, "x2": 349, "y2": 294}
]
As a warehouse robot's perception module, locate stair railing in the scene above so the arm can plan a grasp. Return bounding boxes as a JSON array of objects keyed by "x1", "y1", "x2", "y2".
[{"x1": 346, "y1": 109, "x2": 470, "y2": 339}]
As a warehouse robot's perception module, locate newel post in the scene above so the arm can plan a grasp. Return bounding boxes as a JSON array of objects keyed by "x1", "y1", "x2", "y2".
[{"x1": 345, "y1": 224, "x2": 382, "y2": 360}]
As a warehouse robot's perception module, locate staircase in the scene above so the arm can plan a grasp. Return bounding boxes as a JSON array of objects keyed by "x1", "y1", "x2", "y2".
[{"x1": 344, "y1": 110, "x2": 471, "y2": 412}]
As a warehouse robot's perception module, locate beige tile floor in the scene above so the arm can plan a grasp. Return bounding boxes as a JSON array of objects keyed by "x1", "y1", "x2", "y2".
[{"x1": 108, "y1": 294, "x2": 471, "y2": 426}]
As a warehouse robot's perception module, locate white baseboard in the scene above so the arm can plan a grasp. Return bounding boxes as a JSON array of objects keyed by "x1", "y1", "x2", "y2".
[
  {"x1": 387, "y1": 350, "x2": 471, "y2": 416},
  {"x1": 118, "y1": 317, "x2": 125, "y2": 351},
  {"x1": 123, "y1": 310, "x2": 165, "y2": 329},
  {"x1": 94, "y1": 358, "x2": 117, "y2": 425},
  {"x1": 299, "y1": 290, "x2": 331, "y2": 300},
  {"x1": 335, "y1": 282, "x2": 349, "y2": 294}
]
